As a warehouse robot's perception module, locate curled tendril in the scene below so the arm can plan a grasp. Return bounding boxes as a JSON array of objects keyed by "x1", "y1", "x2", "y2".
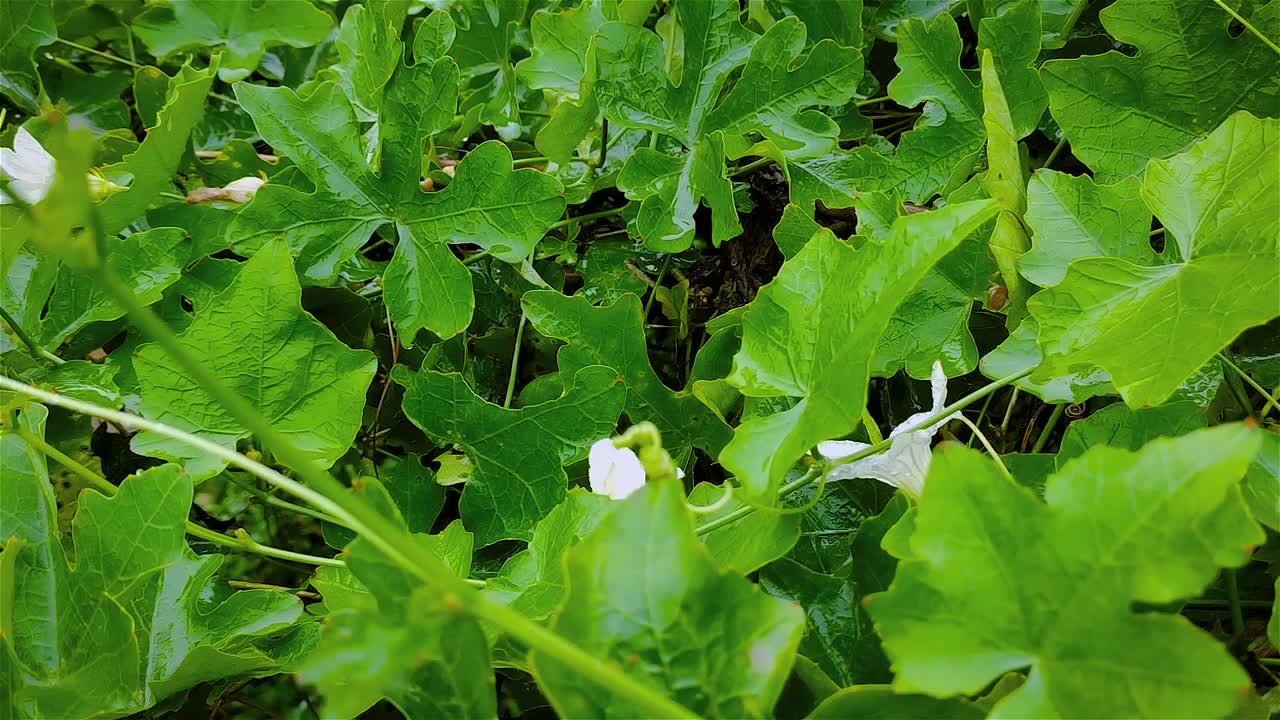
[{"x1": 685, "y1": 482, "x2": 735, "y2": 515}]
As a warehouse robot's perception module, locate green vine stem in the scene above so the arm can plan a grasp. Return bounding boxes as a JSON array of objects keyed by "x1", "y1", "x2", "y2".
[
  {"x1": 0, "y1": 305, "x2": 65, "y2": 366},
  {"x1": 43, "y1": 247, "x2": 696, "y2": 717},
  {"x1": 1218, "y1": 352, "x2": 1280, "y2": 416},
  {"x1": 695, "y1": 366, "x2": 1035, "y2": 536},
  {"x1": 14, "y1": 426, "x2": 344, "y2": 568}
]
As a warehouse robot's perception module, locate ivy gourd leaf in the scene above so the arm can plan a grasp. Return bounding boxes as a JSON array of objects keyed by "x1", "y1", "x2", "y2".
[
  {"x1": 757, "y1": 0, "x2": 862, "y2": 47},
  {"x1": 705, "y1": 17, "x2": 864, "y2": 158},
  {"x1": 594, "y1": 0, "x2": 755, "y2": 248},
  {"x1": 450, "y1": 0, "x2": 525, "y2": 136},
  {"x1": 96, "y1": 64, "x2": 216, "y2": 236},
  {"x1": 8, "y1": 359, "x2": 121, "y2": 406},
  {"x1": 1019, "y1": 171, "x2": 1157, "y2": 287},
  {"x1": 760, "y1": 558, "x2": 891, "y2": 687},
  {"x1": 789, "y1": 0, "x2": 1040, "y2": 209},
  {"x1": 721, "y1": 199, "x2": 997, "y2": 501},
  {"x1": 303, "y1": 520, "x2": 494, "y2": 719},
  {"x1": 232, "y1": 63, "x2": 566, "y2": 340},
  {"x1": 1055, "y1": 401, "x2": 1205, "y2": 467},
  {"x1": 516, "y1": 1, "x2": 610, "y2": 165},
  {"x1": 132, "y1": 241, "x2": 377, "y2": 478},
  {"x1": 532, "y1": 479, "x2": 806, "y2": 718},
  {"x1": 871, "y1": 425, "x2": 1263, "y2": 719},
  {"x1": 979, "y1": 317, "x2": 1113, "y2": 403},
  {"x1": 393, "y1": 363, "x2": 625, "y2": 546},
  {"x1": 324, "y1": 0, "x2": 408, "y2": 120},
  {"x1": 1042, "y1": 0, "x2": 1280, "y2": 179},
  {"x1": 597, "y1": 0, "x2": 864, "y2": 248},
  {"x1": 38, "y1": 227, "x2": 189, "y2": 347},
  {"x1": 852, "y1": 193, "x2": 987, "y2": 379},
  {"x1": 0, "y1": 0, "x2": 55, "y2": 112},
  {"x1": 0, "y1": 440, "x2": 310, "y2": 719},
  {"x1": 1243, "y1": 432, "x2": 1280, "y2": 531},
  {"x1": 1030, "y1": 112, "x2": 1280, "y2": 407},
  {"x1": 132, "y1": 0, "x2": 334, "y2": 82},
  {"x1": 483, "y1": 489, "x2": 612, "y2": 666},
  {"x1": 522, "y1": 290, "x2": 733, "y2": 459}
]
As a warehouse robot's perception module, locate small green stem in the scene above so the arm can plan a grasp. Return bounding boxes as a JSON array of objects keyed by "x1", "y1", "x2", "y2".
[
  {"x1": 642, "y1": 254, "x2": 673, "y2": 321},
  {"x1": 1000, "y1": 387, "x2": 1020, "y2": 432},
  {"x1": 1218, "y1": 352, "x2": 1280, "y2": 415},
  {"x1": 14, "y1": 427, "x2": 343, "y2": 568},
  {"x1": 504, "y1": 311, "x2": 527, "y2": 408},
  {"x1": 224, "y1": 472, "x2": 346, "y2": 526},
  {"x1": 226, "y1": 580, "x2": 321, "y2": 600},
  {"x1": 1043, "y1": 138, "x2": 1068, "y2": 169},
  {"x1": 955, "y1": 414, "x2": 1014, "y2": 483},
  {"x1": 1031, "y1": 404, "x2": 1065, "y2": 453},
  {"x1": 548, "y1": 206, "x2": 626, "y2": 231},
  {"x1": 599, "y1": 118, "x2": 609, "y2": 167},
  {"x1": 855, "y1": 95, "x2": 890, "y2": 107},
  {"x1": 460, "y1": 248, "x2": 492, "y2": 265},
  {"x1": 730, "y1": 156, "x2": 774, "y2": 177},
  {"x1": 1262, "y1": 384, "x2": 1280, "y2": 420},
  {"x1": 968, "y1": 392, "x2": 997, "y2": 448},
  {"x1": 695, "y1": 367, "x2": 1035, "y2": 535},
  {"x1": 54, "y1": 37, "x2": 144, "y2": 69},
  {"x1": 0, "y1": 305, "x2": 64, "y2": 365},
  {"x1": 1225, "y1": 568, "x2": 1245, "y2": 636},
  {"x1": 512, "y1": 155, "x2": 550, "y2": 167},
  {"x1": 1210, "y1": 0, "x2": 1280, "y2": 55}
]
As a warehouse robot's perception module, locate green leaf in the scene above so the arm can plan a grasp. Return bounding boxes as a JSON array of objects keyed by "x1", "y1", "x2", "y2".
[
  {"x1": 413, "y1": 9, "x2": 456, "y2": 63},
  {"x1": 0, "y1": 0, "x2": 55, "y2": 112},
  {"x1": 383, "y1": 454, "x2": 445, "y2": 534},
  {"x1": 305, "y1": 520, "x2": 494, "y2": 719},
  {"x1": 1030, "y1": 113, "x2": 1280, "y2": 407},
  {"x1": 132, "y1": 0, "x2": 334, "y2": 82},
  {"x1": 523, "y1": 290, "x2": 733, "y2": 459},
  {"x1": 705, "y1": 17, "x2": 863, "y2": 158},
  {"x1": 979, "y1": 316, "x2": 1112, "y2": 403},
  {"x1": 39, "y1": 227, "x2": 189, "y2": 347},
  {"x1": 1020, "y1": 171, "x2": 1157, "y2": 287},
  {"x1": 19, "y1": 360, "x2": 120, "y2": 406},
  {"x1": 1, "y1": 439, "x2": 310, "y2": 718},
  {"x1": 871, "y1": 425, "x2": 1263, "y2": 719},
  {"x1": 787, "y1": 3, "x2": 1040, "y2": 208},
  {"x1": 393, "y1": 363, "x2": 625, "y2": 546},
  {"x1": 806, "y1": 686, "x2": 985, "y2": 720},
  {"x1": 721, "y1": 199, "x2": 997, "y2": 500},
  {"x1": 532, "y1": 479, "x2": 806, "y2": 718},
  {"x1": 97, "y1": 64, "x2": 216, "y2": 236},
  {"x1": 1055, "y1": 400, "x2": 1206, "y2": 467},
  {"x1": 760, "y1": 558, "x2": 890, "y2": 687},
  {"x1": 451, "y1": 0, "x2": 525, "y2": 135},
  {"x1": 694, "y1": 482, "x2": 800, "y2": 574},
  {"x1": 1241, "y1": 432, "x2": 1279, "y2": 531},
  {"x1": 852, "y1": 192, "x2": 988, "y2": 379},
  {"x1": 758, "y1": 0, "x2": 862, "y2": 48},
  {"x1": 326, "y1": 0, "x2": 408, "y2": 119},
  {"x1": 233, "y1": 65, "x2": 565, "y2": 339},
  {"x1": 132, "y1": 241, "x2": 377, "y2": 478},
  {"x1": 1042, "y1": 0, "x2": 1280, "y2": 179},
  {"x1": 517, "y1": 1, "x2": 607, "y2": 94}
]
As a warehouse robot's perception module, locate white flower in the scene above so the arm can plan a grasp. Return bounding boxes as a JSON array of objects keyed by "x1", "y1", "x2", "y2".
[
  {"x1": 588, "y1": 439, "x2": 647, "y2": 500},
  {"x1": 223, "y1": 176, "x2": 264, "y2": 203},
  {"x1": 0, "y1": 126, "x2": 122, "y2": 205},
  {"x1": 817, "y1": 361, "x2": 958, "y2": 498},
  {"x1": 0, "y1": 127, "x2": 55, "y2": 205}
]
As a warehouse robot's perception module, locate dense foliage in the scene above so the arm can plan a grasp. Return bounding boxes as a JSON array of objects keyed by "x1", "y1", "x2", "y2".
[{"x1": 1, "y1": 0, "x2": 1278, "y2": 718}]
